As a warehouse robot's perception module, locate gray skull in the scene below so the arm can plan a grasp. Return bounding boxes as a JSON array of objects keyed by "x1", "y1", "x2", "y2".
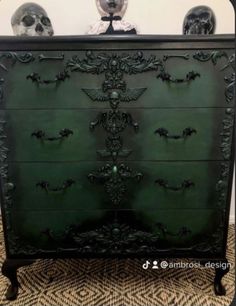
[
  {"x1": 183, "y1": 6, "x2": 216, "y2": 35},
  {"x1": 99, "y1": 0, "x2": 125, "y2": 15},
  {"x1": 11, "y1": 2, "x2": 54, "y2": 36}
]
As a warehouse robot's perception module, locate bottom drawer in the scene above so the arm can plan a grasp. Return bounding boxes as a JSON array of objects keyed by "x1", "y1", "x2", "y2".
[{"x1": 6, "y1": 209, "x2": 225, "y2": 257}]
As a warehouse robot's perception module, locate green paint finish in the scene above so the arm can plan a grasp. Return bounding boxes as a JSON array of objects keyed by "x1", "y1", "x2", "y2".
[
  {"x1": 1, "y1": 110, "x2": 101, "y2": 162},
  {"x1": 124, "y1": 108, "x2": 232, "y2": 161},
  {"x1": 9, "y1": 209, "x2": 222, "y2": 251},
  {"x1": 1, "y1": 50, "x2": 234, "y2": 110},
  {"x1": 10, "y1": 210, "x2": 110, "y2": 250},
  {"x1": 3, "y1": 51, "x2": 104, "y2": 110},
  {"x1": 8, "y1": 162, "x2": 111, "y2": 211},
  {"x1": 1, "y1": 108, "x2": 232, "y2": 162},
  {"x1": 125, "y1": 49, "x2": 234, "y2": 108},
  {"x1": 8, "y1": 161, "x2": 228, "y2": 211},
  {"x1": 133, "y1": 209, "x2": 222, "y2": 248},
  {"x1": 130, "y1": 161, "x2": 229, "y2": 210}
]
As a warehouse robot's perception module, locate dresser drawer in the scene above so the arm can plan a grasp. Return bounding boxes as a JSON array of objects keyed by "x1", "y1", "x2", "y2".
[
  {"x1": 95, "y1": 108, "x2": 234, "y2": 161},
  {"x1": 2, "y1": 49, "x2": 234, "y2": 110},
  {"x1": 5, "y1": 161, "x2": 229, "y2": 211},
  {"x1": 4, "y1": 108, "x2": 233, "y2": 162},
  {"x1": 2, "y1": 51, "x2": 104, "y2": 110},
  {"x1": 131, "y1": 161, "x2": 230, "y2": 210},
  {"x1": 1, "y1": 109, "x2": 104, "y2": 162},
  {"x1": 8, "y1": 209, "x2": 223, "y2": 256},
  {"x1": 124, "y1": 49, "x2": 234, "y2": 108},
  {"x1": 6, "y1": 162, "x2": 110, "y2": 211}
]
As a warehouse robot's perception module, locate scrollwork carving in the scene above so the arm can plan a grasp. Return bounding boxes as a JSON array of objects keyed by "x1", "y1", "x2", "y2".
[
  {"x1": 90, "y1": 110, "x2": 139, "y2": 134},
  {"x1": 88, "y1": 163, "x2": 143, "y2": 205},
  {"x1": 220, "y1": 108, "x2": 234, "y2": 160},
  {"x1": 193, "y1": 51, "x2": 235, "y2": 104},
  {"x1": 0, "y1": 52, "x2": 35, "y2": 71},
  {"x1": 67, "y1": 51, "x2": 162, "y2": 75},
  {"x1": 0, "y1": 121, "x2": 8, "y2": 162},
  {"x1": 225, "y1": 73, "x2": 235, "y2": 103},
  {"x1": 97, "y1": 135, "x2": 132, "y2": 159},
  {"x1": 0, "y1": 78, "x2": 4, "y2": 100},
  {"x1": 40, "y1": 221, "x2": 192, "y2": 255},
  {"x1": 196, "y1": 163, "x2": 231, "y2": 254},
  {"x1": 193, "y1": 51, "x2": 228, "y2": 64}
]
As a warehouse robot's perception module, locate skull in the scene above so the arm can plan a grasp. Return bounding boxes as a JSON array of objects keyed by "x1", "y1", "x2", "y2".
[
  {"x1": 11, "y1": 3, "x2": 54, "y2": 36},
  {"x1": 183, "y1": 6, "x2": 216, "y2": 35},
  {"x1": 96, "y1": 0, "x2": 128, "y2": 17}
]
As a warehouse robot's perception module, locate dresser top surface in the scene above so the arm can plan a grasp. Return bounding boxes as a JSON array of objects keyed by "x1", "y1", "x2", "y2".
[{"x1": 0, "y1": 34, "x2": 234, "y2": 50}]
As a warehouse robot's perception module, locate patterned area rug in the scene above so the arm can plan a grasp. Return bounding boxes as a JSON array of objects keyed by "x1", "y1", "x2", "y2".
[{"x1": 0, "y1": 224, "x2": 234, "y2": 306}]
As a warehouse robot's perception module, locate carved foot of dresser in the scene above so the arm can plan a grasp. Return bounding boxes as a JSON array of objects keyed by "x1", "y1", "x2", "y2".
[
  {"x1": 214, "y1": 259, "x2": 230, "y2": 296},
  {"x1": 2, "y1": 259, "x2": 36, "y2": 300},
  {"x1": 200, "y1": 259, "x2": 230, "y2": 296}
]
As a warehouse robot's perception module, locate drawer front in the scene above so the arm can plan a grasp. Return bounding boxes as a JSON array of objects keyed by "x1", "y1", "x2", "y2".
[
  {"x1": 5, "y1": 161, "x2": 230, "y2": 211},
  {"x1": 2, "y1": 108, "x2": 234, "y2": 162},
  {"x1": 8, "y1": 209, "x2": 224, "y2": 256},
  {"x1": 131, "y1": 161, "x2": 230, "y2": 210},
  {"x1": 1, "y1": 49, "x2": 234, "y2": 110},
  {"x1": 1, "y1": 110, "x2": 101, "y2": 162},
  {"x1": 7, "y1": 162, "x2": 110, "y2": 211},
  {"x1": 2, "y1": 51, "x2": 104, "y2": 110},
  {"x1": 92, "y1": 108, "x2": 234, "y2": 161}
]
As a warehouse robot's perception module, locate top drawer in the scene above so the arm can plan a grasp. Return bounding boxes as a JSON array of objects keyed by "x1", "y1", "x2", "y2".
[{"x1": 0, "y1": 49, "x2": 234, "y2": 109}]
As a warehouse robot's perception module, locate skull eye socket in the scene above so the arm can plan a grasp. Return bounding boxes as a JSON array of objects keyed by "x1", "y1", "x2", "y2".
[
  {"x1": 188, "y1": 13, "x2": 197, "y2": 20},
  {"x1": 41, "y1": 16, "x2": 51, "y2": 27},
  {"x1": 22, "y1": 15, "x2": 35, "y2": 27},
  {"x1": 200, "y1": 12, "x2": 210, "y2": 19}
]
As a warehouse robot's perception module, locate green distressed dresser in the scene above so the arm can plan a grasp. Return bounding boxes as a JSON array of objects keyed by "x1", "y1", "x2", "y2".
[{"x1": 0, "y1": 35, "x2": 234, "y2": 300}]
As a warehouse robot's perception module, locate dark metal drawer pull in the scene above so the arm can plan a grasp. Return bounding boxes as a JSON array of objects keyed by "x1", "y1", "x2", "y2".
[
  {"x1": 32, "y1": 129, "x2": 73, "y2": 141},
  {"x1": 36, "y1": 179, "x2": 75, "y2": 192},
  {"x1": 155, "y1": 127, "x2": 197, "y2": 140},
  {"x1": 26, "y1": 70, "x2": 70, "y2": 85},
  {"x1": 157, "y1": 70, "x2": 200, "y2": 83},
  {"x1": 155, "y1": 179, "x2": 195, "y2": 191}
]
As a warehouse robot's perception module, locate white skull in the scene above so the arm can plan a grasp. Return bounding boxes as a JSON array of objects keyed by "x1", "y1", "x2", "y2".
[
  {"x1": 183, "y1": 6, "x2": 216, "y2": 35},
  {"x1": 11, "y1": 2, "x2": 54, "y2": 37}
]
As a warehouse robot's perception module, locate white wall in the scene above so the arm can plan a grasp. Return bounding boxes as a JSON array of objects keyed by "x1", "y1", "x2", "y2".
[
  {"x1": 0, "y1": 0, "x2": 234, "y2": 35},
  {"x1": 0, "y1": 0, "x2": 235, "y2": 222}
]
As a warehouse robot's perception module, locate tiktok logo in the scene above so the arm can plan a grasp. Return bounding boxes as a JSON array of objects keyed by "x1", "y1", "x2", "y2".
[{"x1": 142, "y1": 260, "x2": 151, "y2": 270}]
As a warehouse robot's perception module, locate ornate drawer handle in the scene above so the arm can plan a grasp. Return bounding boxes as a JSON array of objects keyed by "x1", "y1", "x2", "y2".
[
  {"x1": 155, "y1": 179, "x2": 195, "y2": 191},
  {"x1": 154, "y1": 127, "x2": 197, "y2": 140},
  {"x1": 36, "y1": 179, "x2": 75, "y2": 192},
  {"x1": 157, "y1": 70, "x2": 200, "y2": 83},
  {"x1": 26, "y1": 70, "x2": 70, "y2": 85},
  {"x1": 31, "y1": 129, "x2": 73, "y2": 141}
]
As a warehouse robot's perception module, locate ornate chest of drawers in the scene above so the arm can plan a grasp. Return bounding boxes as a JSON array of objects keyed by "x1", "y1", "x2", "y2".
[{"x1": 0, "y1": 35, "x2": 234, "y2": 300}]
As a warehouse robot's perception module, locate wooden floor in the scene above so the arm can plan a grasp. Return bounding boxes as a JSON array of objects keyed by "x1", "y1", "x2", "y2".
[{"x1": 0, "y1": 224, "x2": 234, "y2": 306}]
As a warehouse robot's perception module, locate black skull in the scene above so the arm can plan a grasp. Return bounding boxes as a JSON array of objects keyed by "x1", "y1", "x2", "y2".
[
  {"x1": 11, "y1": 2, "x2": 54, "y2": 36},
  {"x1": 183, "y1": 6, "x2": 216, "y2": 35}
]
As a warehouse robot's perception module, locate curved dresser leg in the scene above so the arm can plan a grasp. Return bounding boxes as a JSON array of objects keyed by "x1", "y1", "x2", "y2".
[
  {"x1": 2, "y1": 258, "x2": 35, "y2": 300},
  {"x1": 214, "y1": 259, "x2": 230, "y2": 296}
]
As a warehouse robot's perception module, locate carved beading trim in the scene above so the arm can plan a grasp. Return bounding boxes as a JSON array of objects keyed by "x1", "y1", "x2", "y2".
[
  {"x1": 220, "y1": 108, "x2": 235, "y2": 160},
  {"x1": 0, "y1": 121, "x2": 8, "y2": 162}
]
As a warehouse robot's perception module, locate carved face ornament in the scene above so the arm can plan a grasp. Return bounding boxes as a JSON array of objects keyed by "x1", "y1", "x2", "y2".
[
  {"x1": 11, "y1": 2, "x2": 54, "y2": 36},
  {"x1": 183, "y1": 6, "x2": 216, "y2": 35},
  {"x1": 96, "y1": 0, "x2": 128, "y2": 16}
]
